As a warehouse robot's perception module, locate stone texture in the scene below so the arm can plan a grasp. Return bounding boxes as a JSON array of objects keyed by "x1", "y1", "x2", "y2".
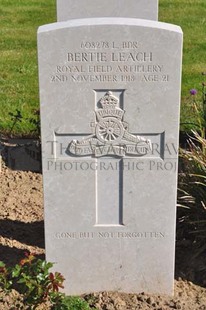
[
  {"x1": 57, "y1": 0, "x2": 158, "y2": 21},
  {"x1": 38, "y1": 18, "x2": 183, "y2": 295}
]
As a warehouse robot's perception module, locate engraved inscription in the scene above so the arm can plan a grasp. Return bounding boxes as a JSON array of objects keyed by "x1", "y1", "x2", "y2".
[
  {"x1": 49, "y1": 40, "x2": 170, "y2": 84},
  {"x1": 68, "y1": 91, "x2": 151, "y2": 158},
  {"x1": 55, "y1": 231, "x2": 165, "y2": 239},
  {"x1": 80, "y1": 41, "x2": 141, "y2": 49},
  {"x1": 67, "y1": 52, "x2": 153, "y2": 62}
]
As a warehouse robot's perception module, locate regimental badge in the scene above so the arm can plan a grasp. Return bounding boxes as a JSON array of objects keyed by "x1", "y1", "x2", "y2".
[{"x1": 68, "y1": 91, "x2": 151, "y2": 157}]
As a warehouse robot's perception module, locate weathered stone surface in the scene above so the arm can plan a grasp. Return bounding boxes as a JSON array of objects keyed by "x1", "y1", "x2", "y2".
[
  {"x1": 38, "y1": 18, "x2": 182, "y2": 295},
  {"x1": 57, "y1": 0, "x2": 158, "y2": 21}
]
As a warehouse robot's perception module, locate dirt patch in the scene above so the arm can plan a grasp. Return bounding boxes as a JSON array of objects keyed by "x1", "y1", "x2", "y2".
[
  {"x1": 0, "y1": 162, "x2": 44, "y2": 266},
  {"x1": 85, "y1": 280, "x2": 206, "y2": 309},
  {"x1": 0, "y1": 162, "x2": 206, "y2": 309}
]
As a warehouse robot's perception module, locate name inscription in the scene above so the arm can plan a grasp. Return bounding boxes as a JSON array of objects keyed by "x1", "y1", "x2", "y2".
[
  {"x1": 50, "y1": 40, "x2": 170, "y2": 84},
  {"x1": 67, "y1": 52, "x2": 152, "y2": 62}
]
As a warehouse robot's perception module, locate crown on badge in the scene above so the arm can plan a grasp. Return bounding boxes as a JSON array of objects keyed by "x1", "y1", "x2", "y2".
[{"x1": 100, "y1": 91, "x2": 118, "y2": 109}]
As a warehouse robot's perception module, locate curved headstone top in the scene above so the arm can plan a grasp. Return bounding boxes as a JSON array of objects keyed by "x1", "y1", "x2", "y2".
[
  {"x1": 57, "y1": 0, "x2": 159, "y2": 21},
  {"x1": 38, "y1": 17, "x2": 182, "y2": 34}
]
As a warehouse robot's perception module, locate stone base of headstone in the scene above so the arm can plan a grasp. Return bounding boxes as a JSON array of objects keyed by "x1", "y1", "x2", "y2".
[{"x1": 6, "y1": 139, "x2": 41, "y2": 172}]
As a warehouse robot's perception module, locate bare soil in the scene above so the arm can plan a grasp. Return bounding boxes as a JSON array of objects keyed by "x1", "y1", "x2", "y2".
[{"x1": 0, "y1": 161, "x2": 206, "y2": 309}]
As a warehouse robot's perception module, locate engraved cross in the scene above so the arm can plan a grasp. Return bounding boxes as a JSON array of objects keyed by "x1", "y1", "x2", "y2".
[{"x1": 55, "y1": 91, "x2": 164, "y2": 226}]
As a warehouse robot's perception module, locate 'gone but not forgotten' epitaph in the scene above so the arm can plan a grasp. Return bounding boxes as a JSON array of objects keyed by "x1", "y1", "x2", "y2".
[{"x1": 38, "y1": 18, "x2": 183, "y2": 295}]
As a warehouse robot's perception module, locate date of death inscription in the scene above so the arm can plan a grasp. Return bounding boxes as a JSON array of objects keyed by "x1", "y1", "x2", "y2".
[{"x1": 50, "y1": 41, "x2": 170, "y2": 84}]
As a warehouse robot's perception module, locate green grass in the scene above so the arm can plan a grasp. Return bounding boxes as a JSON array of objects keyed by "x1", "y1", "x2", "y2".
[
  {"x1": 159, "y1": 0, "x2": 206, "y2": 131},
  {"x1": 0, "y1": 0, "x2": 56, "y2": 136},
  {"x1": 0, "y1": 0, "x2": 205, "y2": 136}
]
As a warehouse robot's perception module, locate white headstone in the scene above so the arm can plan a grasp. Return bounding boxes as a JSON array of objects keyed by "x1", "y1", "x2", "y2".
[
  {"x1": 57, "y1": 0, "x2": 159, "y2": 21},
  {"x1": 38, "y1": 18, "x2": 183, "y2": 295}
]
